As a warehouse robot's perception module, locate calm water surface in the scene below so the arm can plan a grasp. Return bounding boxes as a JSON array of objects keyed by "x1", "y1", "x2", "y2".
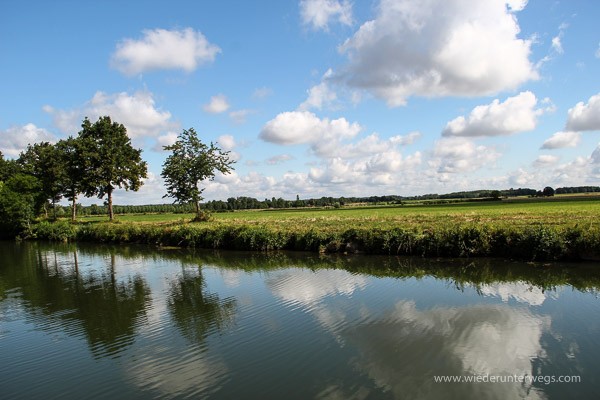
[{"x1": 1, "y1": 241, "x2": 599, "y2": 399}]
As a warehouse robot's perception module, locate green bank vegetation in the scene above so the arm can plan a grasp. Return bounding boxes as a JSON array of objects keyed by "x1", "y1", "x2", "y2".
[{"x1": 31, "y1": 198, "x2": 600, "y2": 262}]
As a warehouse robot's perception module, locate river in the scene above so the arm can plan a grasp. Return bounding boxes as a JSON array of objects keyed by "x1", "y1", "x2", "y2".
[{"x1": 1, "y1": 241, "x2": 599, "y2": 399}]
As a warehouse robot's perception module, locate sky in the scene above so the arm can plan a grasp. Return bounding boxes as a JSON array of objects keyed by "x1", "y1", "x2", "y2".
[{"x1": 1, "y1": 0, "x2": 600, "y2": 205}]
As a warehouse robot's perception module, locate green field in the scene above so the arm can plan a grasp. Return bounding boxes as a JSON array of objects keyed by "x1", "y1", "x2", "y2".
[
  {"x1": 77, "y1": 198, "x2": 600, "y2": 229},
  {"x1": 36, "y1": 197, "x2": 600, "y2": 261}
]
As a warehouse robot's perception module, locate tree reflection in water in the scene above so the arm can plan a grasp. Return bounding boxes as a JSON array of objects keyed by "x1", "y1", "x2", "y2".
[
  {"x1": 4, "y1": 244, "x2": 151, "y2": 358},
  {"x1": 167, "y1": 265, "x2": 237, "y2": 344}
]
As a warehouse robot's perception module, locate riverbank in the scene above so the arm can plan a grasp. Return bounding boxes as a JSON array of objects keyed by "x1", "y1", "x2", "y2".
[{"x1": 31, "y1": 216, "x2": 600, "y2": 261}]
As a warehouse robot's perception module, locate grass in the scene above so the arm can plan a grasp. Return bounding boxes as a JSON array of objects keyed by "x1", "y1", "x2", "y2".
[{"x1": 33, "y1": 198, "x2": 600, "y2": 262}]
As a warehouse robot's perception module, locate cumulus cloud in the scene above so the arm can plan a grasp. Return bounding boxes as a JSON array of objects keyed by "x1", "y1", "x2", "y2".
[
  {"x1": 551, "y1": 156, "x2": 594, "y2": 185},
  {"x1": 111, "y1": 28, "x2": 220, "y2": 76},
  {"x1": 0, "y1": 123, "x2": 57, "y2": 157},
  {"x1": 319, "y1": 131, "x2": 421, "y2": 159},
  {"x1": 300, "y1": 0, "x2": 353, "y2": 31},
  {"x1": 338, "y1": 0, "x2": 537, "y2": 106},
  {"x1": 541, "y1": 131, "x2": 581, "y2": 149},
  {"x1": 44, "y1": 90, "x2": 176, "y2": 139},
  {"x1": 229, "y1": 109, "x2": 254, "y2": 124},
  {"x1": 203, "y1": 94, "x2": 230, "y2": 114},
  {"x1": 266, "y1": 154, "x2": 294, "y2": 165},
  {"x1": 592, "y1": 144, "x2": 600, "y2": 164},
  {"x1": 442, "y1": 91, "x2": 541, "y2": 137},
  {"x1": 565, "y1": 93, "x2": 600, "y2": 131},
  {"x1": 431, "y1": 137, "x2": 501, "y2": 173},
  {"x1": 260, "y1": 111, "x2": 361, "y2": 147},
  {"x1": 533, "y1": 154, "x2": 559, "y2": 167},
  {"x1": 259, "y1": 110, "x2": 424, "y2": 191},
  {"x1": 217, "y1": 134, "x2": 236, "y2": 151},
  {"x1": 508, "y1": 168, "x2": 537, "y2": 186},
  {"x1": 309, "y1": 151, "x2": 421, "y2": 185},
  {"x1": 299, "y1": 69, "x2": 338, "y2": 111},
  {"x1": 216, "y1": 134, "x2": 241, "y2": 161},
  {"x1": 153, "y1": 131, "x2": 179, "y2": 151}
]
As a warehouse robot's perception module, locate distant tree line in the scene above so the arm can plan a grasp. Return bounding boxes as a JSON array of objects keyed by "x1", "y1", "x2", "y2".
[
  {"x1": 60, "y1": 185, "x2": 599, "y2": 217},
  {"x1": 555, "y1": 186, "x2": 600, "y2": 194}
]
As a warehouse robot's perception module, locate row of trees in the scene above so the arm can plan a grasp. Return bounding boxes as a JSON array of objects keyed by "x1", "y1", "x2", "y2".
[
  {"x1": 0, "y1": 118, "x2": 235, "y2": 236},
  {"x1": 0, "y1": 116, "x2": 147, "y2": 231}
]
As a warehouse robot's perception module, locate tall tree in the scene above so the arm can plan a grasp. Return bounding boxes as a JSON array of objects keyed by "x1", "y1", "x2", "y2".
[
  {"x1": 161, "y1": 128, "x2": 235, "y2": 220},
  {"x1": 78, "y1": 116, "x2": 148, "y2": 221},
  {"x1": 56, "y1": 136, "x2": 86, "y2": 222},
  {"x1": 18, "y1": 142, "x2": 64, "y2": 218}
]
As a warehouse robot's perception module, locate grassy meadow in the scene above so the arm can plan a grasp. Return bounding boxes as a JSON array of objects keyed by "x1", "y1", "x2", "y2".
[{"x1": 33, "y1": 196, "x2": 600, "y2": 261}]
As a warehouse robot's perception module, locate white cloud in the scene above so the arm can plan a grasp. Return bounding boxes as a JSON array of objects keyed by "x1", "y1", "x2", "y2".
[
  {"x1": 551, "y1": 36, "x2": 563, "y2": 54},
  {"x1": 592, "y1": 144, "x2": 600, "y2": 164},
  {"x1": 596, "y1": 42, "x2": 600, "y2": 58},
  {"x1": 319, "y1": 131, "x2": 420, "y2": 159},
  {"x1": 533, "y1": 154, "x2": 559, "y2": 167},
  {"x1": 299, "y1": 69, "x2": 338, "y2": 111},
  {"x1": 260, "y1": 111, "x2": 361, "y2": 146},
  {"x1": 45, "y1": 90, "x2": 176, "y2": 139},
  {"x1": 431, "y1": 137, "x2": 501, "y2": 173},
  {"x1": 298, "y1": 81, "x2": 338, "y2": 111},
  {"x1": 228, "y1": 109, "x2": 253, "y2": 124},
  {"x1": 112, "y1": 171, "x2": 167, "y2": 205},
  {"x1": 203, "y1": 94, "x2": 230, "y2": 114},
  {"x1": 550, "y1": 22, "x2": 567, "y2": 55},
  {"x1": 217, "y1": 134, "x2": 236, "y2": 151},
  {"x1": 442, "y1": 91, "x2": 541, "y2": 137},
  {"x1": 153, "y1": 131, "x2": 179, "y2": 151},
  {"x1": 214, "y1": 134, "x2": 241, "y2": 162},
  {"x1": 338, "y1": 0, "x2": 537, "y2": 106},
  {"x1": 300, "y1": 0, "x2": 353, "y2": 31},
  {"x1": 552, "y1": 156, "x2": 593, "y2": 185},
  {"x1": 592, "y1": 144, "x2": 600, "y2": 177},
  {"x1": 0, "y1": 123, "x2": 57, "y2": 158},
  {"x1": 308, "y1": 151, "x2": 421, "y2": 186},
  {"x1": 508, "y1": 168, "x2": 537, "y2": 186},
  {"x1": 565, "y1": 93, "x2": 600, "y2": 131},
  {"x1": 266, "y1": 154, "x2": 294, "y2": 165},
  {"x1": 111, "y1": 28, "x2": 220, "y2": 76},
  {"x1": 541, "y1": 131, "x2": 581, "y2": 149}
]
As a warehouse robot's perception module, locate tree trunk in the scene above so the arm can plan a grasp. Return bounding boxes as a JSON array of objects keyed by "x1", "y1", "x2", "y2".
[
  {"x1": 52, "y1": 199, "x2": 57, "y2": 220},
  {"x1": 108, "y1": 187, "x2": 114, "y2": 221},
  {"x1": 71, "y1": 196, "x2": 77, "y2": 222},
  {"x1": 195, "y1": 200, "x2": 200, "y2": 219}
]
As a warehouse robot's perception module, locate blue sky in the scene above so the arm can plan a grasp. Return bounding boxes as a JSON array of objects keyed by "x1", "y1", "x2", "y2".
[{"x1": 1, "y1": 0, "x2": 600, "y2": 204}]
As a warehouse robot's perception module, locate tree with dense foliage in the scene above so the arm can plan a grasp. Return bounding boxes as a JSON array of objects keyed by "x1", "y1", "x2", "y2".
[
  {"x1": 78, "y1": 116, "x2": 148, "y2": 221},
  {"x1": 56, "y1": 136, "x2": 86, "y2": 221},
  {"x1": 543, "y1": 186, "x2": 555, "y2": 197},
  {"x1": 162, "y1": 128, "x2": 235, "y2": 220},
  {"x1": 0, "y1": 173, "x2": 42, "y2": 237},
  {"x1": 18, "y1": 142, "x2": 64, "y2": 218}
]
